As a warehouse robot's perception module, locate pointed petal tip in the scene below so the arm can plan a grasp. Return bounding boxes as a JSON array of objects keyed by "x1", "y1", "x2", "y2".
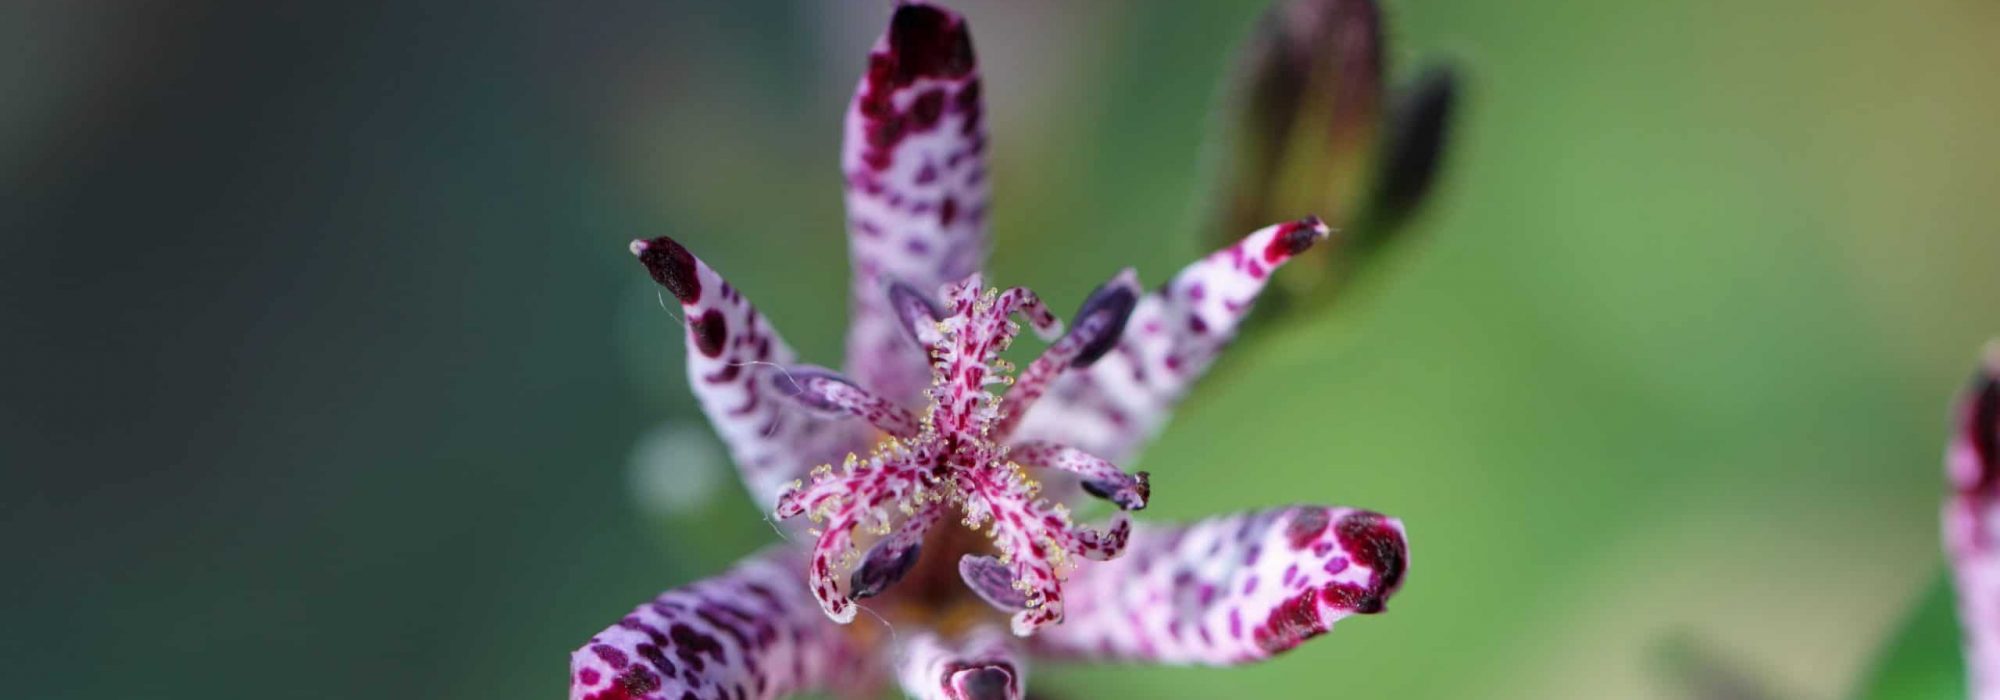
[
  {"x1": 1300, "y1": 213, "x2": 1333, "y2": 238},
  {"x1": 1269, "y1": 215, "x2": 1334, "y2": 259},
  {"x1": 631, "y1": 235, "x2": 701, "y2": 304},
  {"x1": 1952, "y1": 346, "x2": 2000, "y2": 494},
  {"x1": 883, "y1": 1, "x2": 975, "y2": 86},
  {"x1": 1332, "y1": 508, "x2": 1409, "y2": 609}
]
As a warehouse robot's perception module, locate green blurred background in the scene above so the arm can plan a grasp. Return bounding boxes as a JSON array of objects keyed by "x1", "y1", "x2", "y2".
[{"x1": 7, "y1": 1, "x2": 1999, "y2": 697}]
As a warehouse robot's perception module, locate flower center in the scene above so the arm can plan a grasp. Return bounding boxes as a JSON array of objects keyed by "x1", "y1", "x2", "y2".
[{"x1": 774, "y1": 273, "x2": 1147, "y2": 636}]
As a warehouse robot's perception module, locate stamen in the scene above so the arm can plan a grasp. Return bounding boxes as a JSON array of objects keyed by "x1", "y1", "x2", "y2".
[
  {"x1": 773, "y1": 274, "x2": 1151, "y2": 634},
  {"x1": 851, "y1": 506, "x2": 941, "y2": 599},
  {"x1": 1007, "y1": 441, "x2": 1149, "y2": 511},
  {"x1": 958, "y1": 554, "x2": 1030, "y2": 611},
  {"x1": 992, "y1": 269, "x2": 1142, "y2": 439},
  {"x1": 996, "y1": 287, "x2": 1063, "y2": 341},
  {"x1": 771, "y1": 365, "x2": 922, "y2": 437},
  {"x1": 1066, "y1": 270, "x2": 1142, "y2": 368},
  {"x1": 888, "y1": 281, "x2": 947, "y2": 351}
]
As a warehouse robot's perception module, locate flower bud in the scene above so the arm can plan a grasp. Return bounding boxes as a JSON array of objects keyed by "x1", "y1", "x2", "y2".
[
  {"x1": 1208, "y1": 0, "x2": 1383, "y2": 248},
  {"x1": 1360, "y1": 64, "x2": 1459, "y2": 242}
]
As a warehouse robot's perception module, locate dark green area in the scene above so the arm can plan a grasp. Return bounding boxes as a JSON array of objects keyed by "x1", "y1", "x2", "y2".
[{"x1": 1859, "y1": 572, "x2": 1966, "y2": 700}]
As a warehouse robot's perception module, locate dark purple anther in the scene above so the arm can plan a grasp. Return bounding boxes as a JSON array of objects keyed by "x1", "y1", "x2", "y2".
[
  {"x1": 1068, "y1": 275, "x2": 1140, "y2": 368},
  {"x1": 1081, "y1": 471, "x2": 1150, "y2": 511},
  {"x1": 958, "y1": 554, "x2": 1029, "y2": 611},
  {"x1": 888, "y1": 280, "x2": 946, "y2": 346},
  {"x1": 850, "y1": 538, "x2": 922, "y2": 600},
  {"x1": 631, "y1": 236, "x2": 702, "y2": 304},
  {"x1": 770, "y1": 367, "x2": 854, "y2": 414}
]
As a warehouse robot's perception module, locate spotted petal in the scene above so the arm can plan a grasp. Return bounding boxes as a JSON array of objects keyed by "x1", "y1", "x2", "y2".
[
  {"x1": 1947, "y1": 345, "x2": 2000, "y2": 698},
  {"x1": 631, "y1": 236, "x2": 865, "y2": 512},
  {"x1": 843, "y1": 1, "x2": 992, "y2": 405},
  {"x1": 1011, "y1": 218, "x2": 1332, "y2": 464},
  {"x1": 895, "y1": 627, "x2": 1028, "y2": 700},
  {"x1": 569, "y1": 547, "x2": 880, "y2": 700},
  {"x1": 1029, "y1": 505, "x2": 1407, "y2": 665}
]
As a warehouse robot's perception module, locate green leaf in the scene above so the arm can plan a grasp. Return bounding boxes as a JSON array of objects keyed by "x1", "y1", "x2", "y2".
[{"x1": 1856, "y1": 570, "x2": 1966, "y2": 700}]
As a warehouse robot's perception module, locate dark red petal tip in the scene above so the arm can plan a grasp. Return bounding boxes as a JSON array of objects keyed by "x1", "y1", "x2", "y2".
[
  {"x1": 1069, "y1": 273, "x2": 1141, "y2": 368},
  {"x1": 1286, "y1": 215, "x2": 1332, "y2": 254},
  {"x1": 1334, "y1": 510, "x2": 1407, "y2": 605},
  {"x1": 1959, "y1": 351, "x2": 2000, "y2": 495},
  {"x1": 886, "y1": 2, "x2": 975, "y2": 86},
  {"x1": 630, "y1": 236, "x2": 701, "y2": 304},
  {"x1": 1262, "y1": 215, "x2": 1332, "y2": 263}
]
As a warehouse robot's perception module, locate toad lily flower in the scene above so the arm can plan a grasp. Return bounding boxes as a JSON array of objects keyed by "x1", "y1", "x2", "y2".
[
  {"x1": 1947, "y1": 344, "x2": 2000, "y2": 699},
  {"x1": 571, "y1": 4, "x2": 1409, "y2": 699}
]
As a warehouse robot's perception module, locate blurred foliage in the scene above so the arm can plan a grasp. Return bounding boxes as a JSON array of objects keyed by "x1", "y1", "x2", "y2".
[
  {"x1": 1858, "y1": 572, "x2": 1966, "y2": 700},
  {"x1": 6, "y1": 1, "x2": 2000, "y2": 699}
]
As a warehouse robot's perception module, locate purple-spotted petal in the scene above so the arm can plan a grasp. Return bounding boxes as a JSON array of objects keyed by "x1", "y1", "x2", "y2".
[
  {"x1": 569, "y1": 547, "x2": 880, "y2": 700},
  {"x1": 630, "y1": 237, "x2": 865, "y2": 513},
  {"x1": 1011, "y1": 218, "x2": 1333, "y2": 465},
  {"x1": 1029, "y1": 505, "x2": 1408, "y2": 665},
  {"x1": 896, "y1": 627, "x2": 1028, "y2": 700},
  {"x1": 1947, "y1": 345, "x2": 2000, "y2": 697},
  {"x1": 843, "y1": 1, "x2": 992, "y2": 406}
]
